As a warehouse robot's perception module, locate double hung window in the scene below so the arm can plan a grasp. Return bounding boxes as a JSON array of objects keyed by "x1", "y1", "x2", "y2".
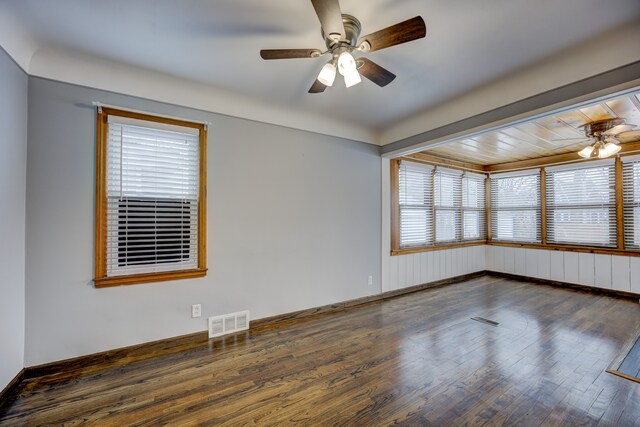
[
  {"x1": 622, "y1": 155, "x2": 640, "y2": 250},
  {"x1": 94, "y1": 108, "x2": 207, "y2": 287},
  {"x1": 490, "y1": 170, "x2": 541, "y2": 243},
  {"x1": 546, "y1": 160, "x2": 616, "y2": 247}
]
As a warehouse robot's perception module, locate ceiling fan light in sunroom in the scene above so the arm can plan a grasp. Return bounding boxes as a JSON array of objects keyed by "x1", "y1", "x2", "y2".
[{"x1": 578, "y1": 146, "x2": 594, "y2": 158}]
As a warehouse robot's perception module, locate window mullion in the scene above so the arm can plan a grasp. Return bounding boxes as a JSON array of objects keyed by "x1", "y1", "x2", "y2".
[{"x1": 615, "y1": 156, "x2": 624, "y2": 250}]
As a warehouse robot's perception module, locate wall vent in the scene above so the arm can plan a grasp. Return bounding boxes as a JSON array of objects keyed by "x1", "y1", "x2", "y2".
[{"x1": 208, "y1": 310, "x2": 250, "y2": 338}]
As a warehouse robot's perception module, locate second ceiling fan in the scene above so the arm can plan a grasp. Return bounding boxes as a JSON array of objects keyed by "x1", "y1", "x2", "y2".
[{"x1": 260, "y1": 0, "x2": 427, "y2": 93}]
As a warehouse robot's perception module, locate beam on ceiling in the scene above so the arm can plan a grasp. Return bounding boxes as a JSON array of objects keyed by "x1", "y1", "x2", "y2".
[{"x1": 382, "y1": 60, "x2": 640, "y2": 156}]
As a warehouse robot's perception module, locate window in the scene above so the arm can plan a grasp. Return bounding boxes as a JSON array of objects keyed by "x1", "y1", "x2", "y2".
[
  {"x1": 546, "y1": 160, "x2": 616, "y2": 247},
  {"x1": 398, "y1": 161, "x2": 433, "y2": 247},
  {"x1": 94, "y1": 108, "x2": 207, "y2": 287},
  {"x1": 396, "y1": 160, "x2": 486, "y2": 250},
  {"x1": 434, "y1": 168, "x2": 462, "y2": 243},
  {"x1": 490, "y1": 170, "x2": 541, "y2": 243},
  {"x1": 622, "y1": 155, "x2": 640, "y2": 250},
  {"x1": 462, "y1": 172, "x2": 486, "y2": 241}
]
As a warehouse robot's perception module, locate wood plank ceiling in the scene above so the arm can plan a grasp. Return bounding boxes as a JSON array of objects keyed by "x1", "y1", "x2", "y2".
[{"x1": 424, "y1": 91, "x2": 640, "y2": 166}]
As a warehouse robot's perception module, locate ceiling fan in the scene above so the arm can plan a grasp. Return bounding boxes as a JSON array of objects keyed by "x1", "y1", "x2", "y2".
[
  {"x1": 573, "y1": 118, "x2": 638, "y2": 159},
  {"x1": 259, "y1": 0, "x2": 426, "y2": 93}
]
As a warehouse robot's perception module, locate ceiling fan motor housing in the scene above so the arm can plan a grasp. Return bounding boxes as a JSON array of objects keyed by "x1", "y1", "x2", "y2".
[
  {"x1": 322, "y1": 14, "x2": 361, "y2": 50},
  {"x1": 582, "y1": 118, "x2": 624, "y2": 138}
]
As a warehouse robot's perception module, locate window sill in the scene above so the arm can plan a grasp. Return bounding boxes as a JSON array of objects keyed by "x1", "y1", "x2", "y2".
[
  {"x1": 391, "y1": 241, "x2": 485, "y2": 256},
  {"x1": 94, "y1": 268, "x2": 208, "y2": 288}
]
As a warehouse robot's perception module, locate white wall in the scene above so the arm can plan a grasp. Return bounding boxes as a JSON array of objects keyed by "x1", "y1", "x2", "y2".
[
  {"x1": 24, "y1": 77, "x2": 382, "y2": 367},
  {"x1": 486, "y1": 246, "x2": 640, "y2": 294},
  {"x1": 0, "y1": 47, "x2": 27, "y2": 390}
]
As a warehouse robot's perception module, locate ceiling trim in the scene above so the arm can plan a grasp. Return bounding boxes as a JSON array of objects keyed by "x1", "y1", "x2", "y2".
[
  {"x1": 483, "y1": 140, "x2": 640, "y2": 173},
  {"x1": 382, "y1": 60, "x2": 640, "y2": 157},
  {"x1": 15, "y1": 46, "x2": 380, "y2": 145}
]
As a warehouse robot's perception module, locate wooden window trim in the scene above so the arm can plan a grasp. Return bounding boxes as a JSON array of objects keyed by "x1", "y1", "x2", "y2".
[
  {"x1": 391, "y1": 241, "x2": 486, "y2": 256},
  {"x1": 615, "y1": 156, "x2": 625, "y2": 250},
  {"x1": 393, "y1": 157, "x2": 487, "y2": 255},
  {"x1": 94, "y1": 107, "x2": 207, "y2": 288},
  {"x1": 391, "y1": 153, "x2": 640, "y2": 257},
  {"x1": 390, "y1": 159, "x2": 400, "y2": 252}
]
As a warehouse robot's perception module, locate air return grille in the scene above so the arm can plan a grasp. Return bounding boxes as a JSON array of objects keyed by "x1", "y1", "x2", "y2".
[{"x1": 208, "y1": 310, "x2": 250, "y2": 338}]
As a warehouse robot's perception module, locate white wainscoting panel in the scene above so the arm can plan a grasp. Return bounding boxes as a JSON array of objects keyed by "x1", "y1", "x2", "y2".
[
  {"x1": 433, "y1": 251, "x2": 441, "y2": 281},
  {"x1": 537, "y1": 250, "x2": 551, "y2": 280},
  {"x1": 385, "y1": 246, "x2": 486, "y2": 291},
  {"x1": 611, "y1": 256, "x2": 630, "y2": 292},
  {"x1": 405, "y1": 254, "x2": 415, "y2": 287},
  {"x1": 631, "y1": 257, "x2": 640, "y2": 294},
  {"x1": 564, "y1": 252, "x2": 580, "y2": 284},
  {"x1": 486, "y1": 246, "x2": 637, "y2": 294},
  {"x1": 503, "y1": 247, "x2": 515, "y2": 274},
  {"x1": 578, "y1": 253, "x2": 595, "y2": 286},
  {"x1": 388, "y1": 254, "x2": 398, "y2": 291},
  {"x1": 550, "y1": 251, "x2": 564, "y2": 282},
  {"x1": 494, "y1": 246, "x2": 505, "y2": 272},
  {"x1": 594, "y1": 254, "x2": 612, "y2": 289},
  {"x1": 485, "y1": 246, "x2": 494, "y2": 271},
  {"x1": 525, "y1": 249, "x2": 538, "y2": 278},
  {"x1": 398, "y1": 255, "x2": 407, "y2": 289}
]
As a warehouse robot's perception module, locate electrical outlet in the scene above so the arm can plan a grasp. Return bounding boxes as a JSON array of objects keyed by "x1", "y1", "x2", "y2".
[
  {"x1": 368, "y1": 275, "x2": 373, "y2": 286},
  {"x1": 191, "y1": 304, "x2": 202, "y2": 318}
]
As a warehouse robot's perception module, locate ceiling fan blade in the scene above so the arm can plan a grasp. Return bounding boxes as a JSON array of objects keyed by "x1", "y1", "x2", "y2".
[
  {"x1": 549, "y1": 137, "x2": 589, "y2": 142},
  {"x1": 604, "y1": 124, "x2": 636, "y2": 136},
  {"x1": 309, "y1": 79, "x2": 328, "y2": 93},
  {"x1": 310, "y1": 0, "x2": 345, "y2": 41},
  {"x1": 357, "y1": 58, "x2": 396, "y2": 87},
  {"x1": 615, "y1": 130, "x2": 640, "y2": 142},
  {"x1": 260, "y1": 49, "x2": 322, "y2": 60},
  {"x1": 547, "y1": 139, "x2": 592, "y2": 152},
  {"x1": 358, "y1": 16, "x2": 426, "y2": 52}
]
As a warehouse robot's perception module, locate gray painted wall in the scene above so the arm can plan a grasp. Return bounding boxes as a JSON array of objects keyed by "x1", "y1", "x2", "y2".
[
  {"x1": 0, "y1": 48, "x2": 27, "y2": 389},
  {"x1": 25, "y1": 77, "x2": 381, "y2": 366}
]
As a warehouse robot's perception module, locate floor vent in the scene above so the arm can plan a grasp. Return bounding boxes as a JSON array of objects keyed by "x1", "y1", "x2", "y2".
[
  {"x1": 208, "y1": 310, "x2": 250, "y2": 338},
  {"x1": 471, "y1": 316, "x2": 500, "y2": 327}
]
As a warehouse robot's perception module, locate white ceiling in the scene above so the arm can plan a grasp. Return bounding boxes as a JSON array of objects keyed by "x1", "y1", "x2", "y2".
[{"x1": 1, "y1": 0, "x2": 640, "y2": 140}]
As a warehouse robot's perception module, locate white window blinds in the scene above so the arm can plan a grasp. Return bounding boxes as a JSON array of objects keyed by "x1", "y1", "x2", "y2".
[
  {"x1": 462, "y1": 172, "x2": 486, "y2": 241},
  {"x1": 434, "y1": 167, "x2": 462, "y2": 243},
  {"x1": 106, "y1": 116, "x2": 200, "y2": 276},
  {"x1": 399, "y1": 161, "x2": 433, "y2": 247},
  {"x1": 546, "y1": 160, "x2": 616, "y2": 247},
  {"x1": 490, "y1": 170, "x2": 541, "y2": 243},
  {"x1": 622, "y1": 155, "x2": 640, "y2": 250}
]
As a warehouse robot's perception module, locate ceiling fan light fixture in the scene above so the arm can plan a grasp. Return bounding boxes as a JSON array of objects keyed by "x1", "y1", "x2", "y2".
[
  {"x1": 578, "y1": 146, "x2": 594, "y2": 159},
  {"x1": 344, "y1": 69, "x2": 362, "y2": 88},
  {"x1": 337, "y1": 51, "x2": 357, "y2": 76},
  {"x1": 599, "y1": 141, "x2": 621, "y2": 158},
  {"x1": 317, "y1": 62, "x2": 337, "y2": 87}
]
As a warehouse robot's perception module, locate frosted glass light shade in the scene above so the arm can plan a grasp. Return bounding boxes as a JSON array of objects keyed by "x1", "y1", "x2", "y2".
[
  {"x1": 337, "y1": 52, "x2": 357, "y2": 76},
  {"x1": 317, "y1": 63, "x2": 336, "y2": 87},
  {"x1": 344, "y1": 70, "x2": 362, "y2": 88},
  {"x1": 598, "y1": 142, "x2": 621, "y2": 158},
  {"x1": 578, "y1": 146, "x2": 594, "y2": 158}
]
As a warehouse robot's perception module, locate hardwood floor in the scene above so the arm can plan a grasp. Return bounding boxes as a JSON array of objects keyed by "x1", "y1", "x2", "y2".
[{"x1": 2, "y1": 276, "x2": 640, "y2": 426}]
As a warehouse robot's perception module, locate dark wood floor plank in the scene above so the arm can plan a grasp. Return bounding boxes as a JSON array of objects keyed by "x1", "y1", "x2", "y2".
[{"x1": 1, "y1": 276, "x2": 639, "y2": 426}]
